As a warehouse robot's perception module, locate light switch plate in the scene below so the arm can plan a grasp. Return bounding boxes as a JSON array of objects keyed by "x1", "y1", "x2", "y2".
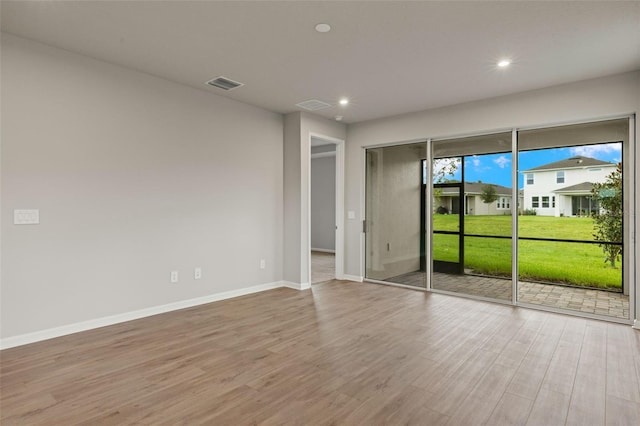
[
  {"x1": 347, "y1": 210, "x2": 356, "y2": 219},
  {"x1": 14, "y1": 209, "x2": 40, "y2": 225}
]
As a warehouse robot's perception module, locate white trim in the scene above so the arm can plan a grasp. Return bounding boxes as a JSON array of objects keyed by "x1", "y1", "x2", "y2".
[
  {"x1": 311, "y1": 151, "x2": 336, "y2": 159},
  {"x1": 426, "y1": 138, "x2": 433, "y2": 291},
  {"x1": 628, "y1": 114, "x2": 636, "y2": 323},
  {"x1": 307, "y1": 132, "x2": 346, "y2": 290},
  {"x1": 633, "y1": 319, "x2": 640, "y2": 330},
  {"x1": 512, "y1": 129, "x2": 518, "y2": 305},
  {"x1": 282, "y1": 281, "x2": 311, "y2": 290},
  {"x1": 342, "y1": 274, "x2": 363, "y2": 282},
  {"x1": 0, "y1": 281, "x2": 296, "y2": 350},
  {"x1": 311, "y1": 248, "x2": 335, "y2": 253}
]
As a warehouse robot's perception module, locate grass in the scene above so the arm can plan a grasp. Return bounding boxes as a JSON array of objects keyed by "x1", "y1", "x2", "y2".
[{"x1": 433, "y1": 215, "x2": 622, "y2": 289}]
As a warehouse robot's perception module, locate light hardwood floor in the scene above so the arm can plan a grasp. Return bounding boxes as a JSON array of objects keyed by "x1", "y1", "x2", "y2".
[
  {"x1": 311, "y1": 251, "x2": 335, "y2": 284},
  {"x1": 1, "y1": 280, "x2": 640, "y2": 425}
]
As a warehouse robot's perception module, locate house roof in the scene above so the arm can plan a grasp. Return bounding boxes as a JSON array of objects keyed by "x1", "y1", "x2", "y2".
[
  {"x1": 440, "y1": 182, "x2": 511, "y2": 196},
  {"x1": 524, "y1": 156, "x2": 614, "y2": 172},
  {"x1": 553, "y1": 182, "x2": 594, "y2": 193}
]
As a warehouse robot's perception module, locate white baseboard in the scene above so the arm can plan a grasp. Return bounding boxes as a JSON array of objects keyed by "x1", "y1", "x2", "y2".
[
  {"x1": 282, "y1": 281, "x2": 311, "y2": 290},
  {"x1": 0, "y1": 280, "x2": 295, "y2": 350},
  {"x1": 311, "y1": 248, "x2": 336, "y2": 254},
  {"x1": 341, "y1": 274, "x2": 363, "y2": 282}
]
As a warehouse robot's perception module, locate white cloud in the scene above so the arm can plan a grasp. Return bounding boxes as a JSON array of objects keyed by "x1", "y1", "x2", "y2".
[
  {"x1": 570, "y1": 143, "x2": 621, "y2": 158},
  {"x1": 472, "y1": 155, "x2": 481, "y2": 167},
  {"x1": 493, "y1": 155, "x2": 510, "y2": 169}
]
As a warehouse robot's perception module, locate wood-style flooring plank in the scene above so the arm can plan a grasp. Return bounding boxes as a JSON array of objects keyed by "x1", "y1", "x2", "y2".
[{"x1": 1, "y1": 280, "x2": 639, "y2": 425}]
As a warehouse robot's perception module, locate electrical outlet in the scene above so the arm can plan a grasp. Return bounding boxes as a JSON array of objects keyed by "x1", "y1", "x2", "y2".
[
  {"x1": 194, "y1": 267, "x2": 202, "y2": 280},
  {"x1": 170, "y1": 271, "x2": 179, "y2": 283},
  {"x1": 260, "y1": 259, "x2": 266, "y2": 269}
]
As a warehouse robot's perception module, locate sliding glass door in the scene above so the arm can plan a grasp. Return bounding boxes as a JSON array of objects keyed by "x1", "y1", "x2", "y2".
[{"x1": 363, "y1": 117, "x2": 633, "y2": 323}]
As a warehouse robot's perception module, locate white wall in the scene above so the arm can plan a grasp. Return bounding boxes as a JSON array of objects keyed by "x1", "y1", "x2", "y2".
[
  {"x1": 311, "y1": 154, "x2": 336, "y2": 251},
  {"x1": 345, "y1": 71, "x2": 639, "y2": 323},
  {"x1": 1, "y1": 34, "x2": 284, "y2": 340}
]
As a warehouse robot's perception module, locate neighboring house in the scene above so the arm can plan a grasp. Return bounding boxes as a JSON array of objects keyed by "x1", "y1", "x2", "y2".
[
  {"x1": 522, "y1": 156, "x2": 617, "y2": 217},
  {"x1": 436, "y1": 182, "x2": 512, "y2": 216}
]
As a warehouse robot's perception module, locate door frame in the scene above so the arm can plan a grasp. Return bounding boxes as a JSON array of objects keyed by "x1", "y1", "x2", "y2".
[{"x1": 308, "y1": 133, "x2": 345, "y2": 284}]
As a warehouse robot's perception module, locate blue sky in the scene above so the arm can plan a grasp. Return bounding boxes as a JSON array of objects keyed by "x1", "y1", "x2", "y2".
[{"x1": 434, "y1": 143, "x2": 622, "y2": 189}]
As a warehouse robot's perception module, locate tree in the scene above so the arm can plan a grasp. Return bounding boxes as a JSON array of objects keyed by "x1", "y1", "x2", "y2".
[
  {"x1": 591, "y1": 163, "x2": 622, "y2": 267},
  {"x1": 480, "y1": 184, "x2": 499, "y2": 204},
  {"x1": 432, "y1": 158, "x2": 460, "y2": 184}
]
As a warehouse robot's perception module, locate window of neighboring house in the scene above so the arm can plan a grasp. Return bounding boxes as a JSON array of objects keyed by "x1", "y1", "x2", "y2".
[
  {"x1": 556, "y1": 171, "x2": 565, "y2": 183},
  {"x1": 526, "y1": 173, "x2": 534, "y2": 185},
  {"x1": 552, "y1": 196, "x2": 556, "y2": 208},
  {"x1": 542, "y1": 196, "x2": 550, "y2": 208},
  {"x1": 532, "y1": 196, "x2": 539, "y2": 208},
  {"x1": 497, "y1": 197, "x2": 510, "y2": 210}
]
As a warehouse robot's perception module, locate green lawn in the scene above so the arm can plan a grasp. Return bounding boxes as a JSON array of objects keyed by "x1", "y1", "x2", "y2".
[{"x1": 432, "y1": 215, "x2": 622, "y2": 289}]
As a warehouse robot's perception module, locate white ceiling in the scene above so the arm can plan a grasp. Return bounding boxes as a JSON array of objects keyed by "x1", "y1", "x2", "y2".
[{"x1": 2, "y1": 1, "x2": 639, "y2": 124}]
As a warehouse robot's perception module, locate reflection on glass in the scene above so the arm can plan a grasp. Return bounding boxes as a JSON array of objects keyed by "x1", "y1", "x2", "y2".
[{"x1": 365, "y1": 142, "x2": 426, "y2": 287}]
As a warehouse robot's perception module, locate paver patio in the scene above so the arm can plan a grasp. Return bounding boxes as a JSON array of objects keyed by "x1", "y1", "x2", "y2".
[{"x1": 386, "y1": 271, "x2": 629, "y2": 320}]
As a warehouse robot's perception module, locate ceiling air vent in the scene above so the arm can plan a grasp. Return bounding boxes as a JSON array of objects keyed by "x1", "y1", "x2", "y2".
[
  {"x1": 295, "y1": 99, "x2": 332, "y2": 111},
  {"x1": 206, "y1": 76, "x2": 244, "y2": 91}
]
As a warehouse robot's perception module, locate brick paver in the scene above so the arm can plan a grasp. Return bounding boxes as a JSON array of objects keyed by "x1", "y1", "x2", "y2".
[{"x1": 386, "y1": 271, "x2": 629, "y2": 320}]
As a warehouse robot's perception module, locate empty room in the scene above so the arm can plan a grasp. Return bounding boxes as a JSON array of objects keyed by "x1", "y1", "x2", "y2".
[{"x1": 1, "y1": 1, "x2": 639, "y2": 424}]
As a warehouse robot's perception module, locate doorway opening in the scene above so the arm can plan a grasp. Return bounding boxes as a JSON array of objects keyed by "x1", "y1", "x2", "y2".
[{"x1": 309, "y1": 134, "x2": 345, "y2": 284}]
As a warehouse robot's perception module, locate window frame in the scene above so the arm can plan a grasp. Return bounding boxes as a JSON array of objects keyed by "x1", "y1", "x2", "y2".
[
  {"x1": 526, "y1": 173, "x2": 534, "y2": 185},
  {"x1": 542, "y1": 196, "x2": 550, "y2": 208}
]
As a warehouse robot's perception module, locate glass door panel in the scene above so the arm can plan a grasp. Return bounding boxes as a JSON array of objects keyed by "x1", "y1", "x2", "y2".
[
  {"x1": 365, "y1": 142, "x2": 427, "y2": 288},
  {"x1": 432, "y1": 184, "x2": 462, "y2": 274},
  {"x1": 517, "y1": 118, "x2": 629, "y2": 320},
  {"x1": 431, "y1": 134, "x2": 513, "y2": 301}
]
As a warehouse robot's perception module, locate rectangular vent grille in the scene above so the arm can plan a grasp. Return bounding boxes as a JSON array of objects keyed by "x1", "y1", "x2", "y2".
[
  {"x1": 206, "y1": 76, "x2": 244, "y2": 91},
  {"x1": 295, "y1": 99, "x2": 332, "y2": 111}
]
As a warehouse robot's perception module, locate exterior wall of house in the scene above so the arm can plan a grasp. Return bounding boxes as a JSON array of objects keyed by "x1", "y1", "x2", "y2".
[
  {"x1": 523, "y1": 165, "x2": 616, "y2": 216},
  {"x1": 470, "y1": 195, "x2": 511, "y2": 215},
  {"x1": 439, "y1": 194, "x2": 512, "y2": 215}
]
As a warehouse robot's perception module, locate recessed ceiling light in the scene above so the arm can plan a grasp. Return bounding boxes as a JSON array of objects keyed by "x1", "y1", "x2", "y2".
[
  {"x1": 497, "y1": 59, "x2": 511, "y2": 68},
  {"x1": 339, "y1": 98, "x2": 349, "y2": 106},
  {"x1": 315, "y1": 23, "x2": 331, "y2": 33},
  {"x1": 335, "y1": 115, "x2": 343, "y2": 121}
]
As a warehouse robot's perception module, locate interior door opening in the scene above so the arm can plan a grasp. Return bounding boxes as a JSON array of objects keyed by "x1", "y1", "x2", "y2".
[{"x1": 310, "y1": 135, "x2": 344, "y2": 284}]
